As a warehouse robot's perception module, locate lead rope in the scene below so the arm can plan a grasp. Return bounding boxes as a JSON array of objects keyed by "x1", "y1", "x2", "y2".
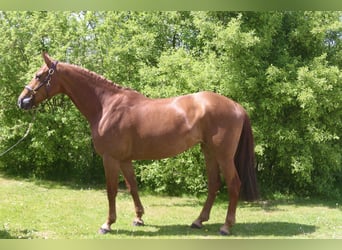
[{"x1": 0, "y1": 110, "x2": 37, "y2": 157}]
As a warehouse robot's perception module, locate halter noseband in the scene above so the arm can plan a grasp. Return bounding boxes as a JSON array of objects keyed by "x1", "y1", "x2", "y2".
[{"x1": 25, "y1": 61, "x2": 58, "y2": 97}]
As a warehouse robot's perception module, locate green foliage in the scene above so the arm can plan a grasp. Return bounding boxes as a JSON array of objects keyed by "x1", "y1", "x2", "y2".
[
  {"x1": 137, "y1": 145, "x2": 207, "y2": 196},
  {"x1": 0, "y1": 11, "x2": 341, "y2": 198}
]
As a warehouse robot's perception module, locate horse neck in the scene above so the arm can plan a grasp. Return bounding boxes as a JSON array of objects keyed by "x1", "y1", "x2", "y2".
[{"x1": 58, "y1": 63, "x2": 128, "y2": 125}]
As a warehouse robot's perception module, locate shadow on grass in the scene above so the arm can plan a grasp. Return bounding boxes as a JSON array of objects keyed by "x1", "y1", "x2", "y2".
[
  {"x1": 0, "y1": 230, "x2": 13, "y2": 239},
  {"x1": 0, "y1": 229, "x2": 41, "y2": 239},
  {"x1": 0, "y1": 222, "x2": 315, "y2": 239},
  {"x1": 108, "y1": 222, "x2": 316, "y2": 238},
  {"x1": 237, "y1": 197, "x2": 342, "y2": 211},
  {"x1": 0, "y1": 171, "x2": 107, "y2": 192}
]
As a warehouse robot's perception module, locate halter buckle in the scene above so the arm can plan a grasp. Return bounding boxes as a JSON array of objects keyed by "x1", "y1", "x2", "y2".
[{"x1": 48, "y1": 68, "x2": 55, "y2": 75}]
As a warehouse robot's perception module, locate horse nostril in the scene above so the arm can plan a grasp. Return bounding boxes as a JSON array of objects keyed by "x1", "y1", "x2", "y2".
[
  {"x1": 18, "y1": 98, "x2": 24, "y2": 109},
  {"x1": 18, "y1": 96, "x2": 33, "y2": 110}
]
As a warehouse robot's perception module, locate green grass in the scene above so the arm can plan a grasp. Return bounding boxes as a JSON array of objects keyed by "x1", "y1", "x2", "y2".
[{"x1": 0, "y1": 174, "x2": 341, "y2": 239}]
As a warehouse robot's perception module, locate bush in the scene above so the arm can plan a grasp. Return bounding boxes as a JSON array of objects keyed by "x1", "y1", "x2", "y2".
[
  {"x1": 0, "y1": 11, "x2": 341, "y2": 198},
  {"x1": 136, "y1": 145, "x2": 207, "y2": 196}
]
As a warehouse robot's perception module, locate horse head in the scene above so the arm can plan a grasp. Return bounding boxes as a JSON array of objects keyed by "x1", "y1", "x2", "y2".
[{"x1": 18, "y1": 52, "x2": 60, "y2": 110}]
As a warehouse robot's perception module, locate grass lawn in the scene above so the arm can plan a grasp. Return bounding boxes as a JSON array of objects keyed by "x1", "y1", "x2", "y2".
[{"x1": 0, "y1": 174, "x2": 341, "y2": 239}]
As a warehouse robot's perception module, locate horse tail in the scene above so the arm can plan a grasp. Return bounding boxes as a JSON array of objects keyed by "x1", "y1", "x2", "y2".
[{"x1": 234, "y1": 113, "x2": 259, "y2": 201}]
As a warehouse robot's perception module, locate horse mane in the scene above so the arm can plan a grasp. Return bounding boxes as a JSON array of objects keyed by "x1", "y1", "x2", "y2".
[{"x1": 66, "y1": 63, "x2": 138, "y2": 94}]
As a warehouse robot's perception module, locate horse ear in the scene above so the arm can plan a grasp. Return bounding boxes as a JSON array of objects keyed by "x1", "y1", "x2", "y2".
[{"x1": 42, "y1": 52, "x2": 53, "y2": 67}]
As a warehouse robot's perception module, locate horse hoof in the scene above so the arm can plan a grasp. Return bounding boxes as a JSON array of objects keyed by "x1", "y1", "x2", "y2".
[
  {"x1": 190, "y1": 222, "x2": 202, "y2": 229},
  {"x1": 219, "y1": 230, "x2": 228, "y2": 236},
  {"x1": 99, "y1": 227, "x2": 111, "y2": 234},
  {"x1": 219, "y1": 229, "x2": 230, "y2": 236},
  {"x1": 133, "y1": 219, "x2": 144, "y2": 226}
]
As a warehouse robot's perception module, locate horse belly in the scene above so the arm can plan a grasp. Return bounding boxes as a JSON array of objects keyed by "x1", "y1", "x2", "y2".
[
  {"x1": 132, "y1": 134, "x2": 200, "y2": 160},
  {"x1": 131, "y1": 120, "x2": 202, "y2": 160}
]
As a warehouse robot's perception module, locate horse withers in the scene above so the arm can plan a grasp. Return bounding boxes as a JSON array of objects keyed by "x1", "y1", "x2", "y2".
[{"x1": 18, "y1": 53, "x2": 258, "y2": 235}]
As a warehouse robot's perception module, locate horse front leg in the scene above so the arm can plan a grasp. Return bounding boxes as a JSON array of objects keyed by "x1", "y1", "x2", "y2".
[
  {"x1": 120, "y1": 160, "x2": 145, "y2": 226},
  {"x1": 219, "y1": 158, "x2": 241, "y2": 236},
  {"x1": 99, "y1": 154, "x2": 120, "y2": 234}
]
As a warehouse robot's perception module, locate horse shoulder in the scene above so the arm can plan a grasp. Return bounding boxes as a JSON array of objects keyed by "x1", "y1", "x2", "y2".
[{"x1": 91, "y1": 96, "x2": 139, "y2": 156}]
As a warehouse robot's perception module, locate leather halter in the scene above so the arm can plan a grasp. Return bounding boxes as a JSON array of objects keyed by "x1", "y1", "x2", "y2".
[{"x1": 25, "y1": 61, "x2": 58, "y2": 98}]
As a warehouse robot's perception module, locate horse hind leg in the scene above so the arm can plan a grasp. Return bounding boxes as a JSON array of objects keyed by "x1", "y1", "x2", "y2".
[
  {"x1": 218, "y1": 157, "x2": 241, "y2": 235},
  {"x1": 191, "y1": 146, "x2": 221, "y2": 229}
]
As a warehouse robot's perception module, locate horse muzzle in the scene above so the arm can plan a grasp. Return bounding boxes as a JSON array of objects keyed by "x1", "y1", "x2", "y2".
[{"x1": 18, "y1": 96, "x2": 34, "y2": 110}]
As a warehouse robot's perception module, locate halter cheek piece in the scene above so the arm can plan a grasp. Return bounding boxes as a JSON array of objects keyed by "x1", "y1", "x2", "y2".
[{"x1": 25, "y1": 61, "x2": 58, "y2": 98}]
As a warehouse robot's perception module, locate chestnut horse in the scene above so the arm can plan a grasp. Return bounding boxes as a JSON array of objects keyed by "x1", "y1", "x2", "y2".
[{"x1": 18, "y1": 53, "x2": 258, "y2": 235}]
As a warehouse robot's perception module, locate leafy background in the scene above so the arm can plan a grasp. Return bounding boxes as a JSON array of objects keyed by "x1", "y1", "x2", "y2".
[{"x1": 0, "y1": 11, "x2": 341, "y2": 198}]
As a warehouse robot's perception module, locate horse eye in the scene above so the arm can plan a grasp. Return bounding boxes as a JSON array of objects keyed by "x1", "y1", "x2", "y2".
[{"x1": 35, "y1": 74, "x2": 41, "y2": 80}]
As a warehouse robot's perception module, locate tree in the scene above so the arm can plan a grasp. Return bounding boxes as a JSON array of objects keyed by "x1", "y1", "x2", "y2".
[
  {"x1": 0, "y1": 11, "x2": 341, "y2": 198},
  {"x1": 0, "y1": 12, "x2": 102, "y2": 183}
]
